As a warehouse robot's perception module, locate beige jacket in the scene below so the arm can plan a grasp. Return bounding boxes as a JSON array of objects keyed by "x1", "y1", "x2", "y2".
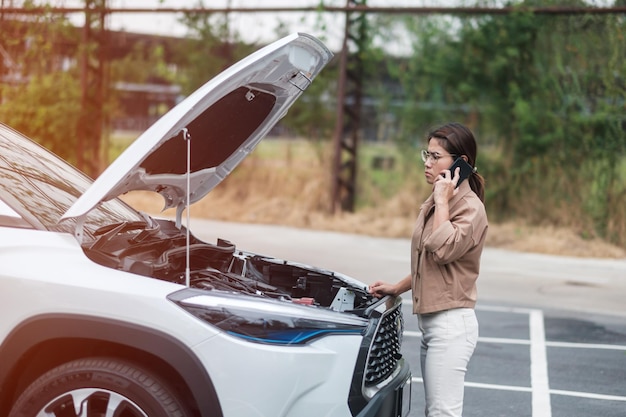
[{"x1": 410, "y1": 181, "x2": 488, "y2": 315}]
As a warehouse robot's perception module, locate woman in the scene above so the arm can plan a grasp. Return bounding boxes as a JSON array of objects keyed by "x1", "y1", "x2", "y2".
[{"x1": 369, "y1": 122, "x2": 488, "y2": 417}]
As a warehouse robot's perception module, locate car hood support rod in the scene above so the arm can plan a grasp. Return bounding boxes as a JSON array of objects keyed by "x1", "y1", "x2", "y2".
[{"x1": 183, "y1": 127, "x2": 191, "y2": 287}]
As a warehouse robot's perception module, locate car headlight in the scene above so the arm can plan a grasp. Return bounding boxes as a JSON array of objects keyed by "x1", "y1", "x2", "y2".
[{"x1": 169, "y1": 289, "x2": 368, "y2": 345}]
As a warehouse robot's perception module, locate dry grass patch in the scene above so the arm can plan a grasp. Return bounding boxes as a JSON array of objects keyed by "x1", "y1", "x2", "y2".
[{"x1": 486, "y1": 222, "x2": 626, "y2": 258}]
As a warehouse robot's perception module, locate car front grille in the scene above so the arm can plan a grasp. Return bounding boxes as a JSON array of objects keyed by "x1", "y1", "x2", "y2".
[{"x1": 364, "y1": 304, "x2": 403, "y2": 386}]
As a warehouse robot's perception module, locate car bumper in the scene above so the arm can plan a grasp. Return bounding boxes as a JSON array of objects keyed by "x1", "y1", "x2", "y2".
[{"x1": 356, "y1": 358, "x2": 411, "y2": 417}]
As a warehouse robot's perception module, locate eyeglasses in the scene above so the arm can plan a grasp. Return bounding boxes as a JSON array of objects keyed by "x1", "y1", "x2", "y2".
[{"x1": 421, "y1": 149, "x2": 457, "y2": 163}]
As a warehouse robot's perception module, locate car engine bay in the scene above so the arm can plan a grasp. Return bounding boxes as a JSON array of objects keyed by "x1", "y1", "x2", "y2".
[{"x1": 84, "y1": 218, "x2": 376, "y2": 313}]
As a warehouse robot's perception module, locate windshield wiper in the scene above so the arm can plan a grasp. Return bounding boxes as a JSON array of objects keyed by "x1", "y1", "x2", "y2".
[
  {"x1": 89, "y1": 221, "x2": 148, "y2": 251},
  {"x1": 93, "y1": 221, "x2": 147, "y2": 236}
]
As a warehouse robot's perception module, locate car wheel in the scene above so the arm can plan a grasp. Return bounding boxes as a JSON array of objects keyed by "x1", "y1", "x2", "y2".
[{"x1": 9, "y1": 357, "x2": 188, "y2": 417}]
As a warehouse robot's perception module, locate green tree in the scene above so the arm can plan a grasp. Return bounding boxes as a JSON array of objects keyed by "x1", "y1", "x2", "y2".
[
  {"x1": 176, "y1": 1, "x2": 255, "y2": 95},
  {"x1": 0, "y1": 71, "x2": 82, "y2": 163},
  {"x1": 383, "y1": 0, "x2": 626, "y2": 244},
  {"x1": 0, "y1": 4, "x2": 82, "y2": 163},
  {"x1": 110, "y1": 42, "x2": 176, "y2": 85}
]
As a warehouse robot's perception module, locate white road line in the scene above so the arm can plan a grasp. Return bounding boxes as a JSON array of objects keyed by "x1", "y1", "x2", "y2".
[
  {"x1": 405, "y1": 334, "x2": 626, "y2": 351},
  {"x1": 549, "y1": 389, "x2": 626, "y2": 402},
  {"x1": 546, "y1": 341, "x2": 626, "y2": 350},
  {"x1": 416, "y1": 377, "x2": 535, "y2": 393},
  {"x1": 530, "y1": 309, "x2": 552, "y2": 417},
  {"x1": 412, "y1": 378, "x2": 626, "y2": 402}
]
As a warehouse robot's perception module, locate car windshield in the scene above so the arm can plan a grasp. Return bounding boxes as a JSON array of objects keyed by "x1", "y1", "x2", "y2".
[{"x1": 0, "y1": 123, "x2": 146, "y2": 238}]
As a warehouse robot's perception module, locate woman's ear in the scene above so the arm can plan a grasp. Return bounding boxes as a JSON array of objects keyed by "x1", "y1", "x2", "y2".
[{"x1": 461, "y1": 155, "x2": 469, "y2": 162}]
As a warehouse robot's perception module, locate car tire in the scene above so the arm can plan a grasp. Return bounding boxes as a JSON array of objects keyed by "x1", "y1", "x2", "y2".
[{"x1": 9, "y1": 357, "x2": 189, "y2": 417}]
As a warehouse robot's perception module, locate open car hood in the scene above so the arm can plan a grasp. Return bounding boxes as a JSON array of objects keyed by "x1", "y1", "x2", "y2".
[{"x1": 62, "y1": 33, "x2": 332, "y2": 227}]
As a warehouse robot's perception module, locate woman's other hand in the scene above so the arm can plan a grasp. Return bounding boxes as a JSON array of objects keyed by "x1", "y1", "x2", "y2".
[{"x1": 369, "y1": 281, "x2": 396, "y2": 298}]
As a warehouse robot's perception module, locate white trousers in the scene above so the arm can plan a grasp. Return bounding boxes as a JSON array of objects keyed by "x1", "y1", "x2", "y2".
[{"x1": 418, "y1": 308, "x2": 479, "y2": 417}]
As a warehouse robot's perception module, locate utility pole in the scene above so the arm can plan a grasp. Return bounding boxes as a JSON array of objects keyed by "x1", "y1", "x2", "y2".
[
  {"x1": 330, "y1": 0, "x2": 368, "y2": 213},
  {"x1": 77, "y1": 0, "x2": 108, "y2": 178}
]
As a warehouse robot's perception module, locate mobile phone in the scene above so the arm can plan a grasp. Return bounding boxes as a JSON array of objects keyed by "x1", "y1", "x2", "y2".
[{"x1": 447, "y1": 157, "x2": 474, "y2": 188}]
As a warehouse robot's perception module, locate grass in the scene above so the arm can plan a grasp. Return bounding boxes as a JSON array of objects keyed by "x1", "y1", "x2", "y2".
[{"x1": 117, "y1": 135, "x2": 626, "y2": 259}]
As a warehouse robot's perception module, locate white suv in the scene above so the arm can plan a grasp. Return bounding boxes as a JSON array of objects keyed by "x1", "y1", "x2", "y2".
[{"x1": 0, "y1": 33, "x2": 411, "y2": 417}]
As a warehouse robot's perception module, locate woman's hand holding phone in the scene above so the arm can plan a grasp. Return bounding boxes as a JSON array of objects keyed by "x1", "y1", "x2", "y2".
[
  {"x1": 434, "y1": 157, "x2": 473, "y2": 204},
  {"x1": 433, "y1": 167, "x2": 460, "y2": 204}
]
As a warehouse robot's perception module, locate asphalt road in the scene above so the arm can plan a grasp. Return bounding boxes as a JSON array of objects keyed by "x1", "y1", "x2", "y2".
[{"x1": 190, "y1": 218, "x2": 626, "y2": 417}]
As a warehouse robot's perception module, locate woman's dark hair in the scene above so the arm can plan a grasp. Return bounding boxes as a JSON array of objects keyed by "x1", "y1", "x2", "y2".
[{"x1": 427, "y1": 122, "x2": 485, "y2": 202}]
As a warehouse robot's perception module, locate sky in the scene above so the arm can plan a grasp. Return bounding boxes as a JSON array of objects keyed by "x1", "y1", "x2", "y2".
[
  {"x1": 51, "y1": 0, "x2": 463, "y2": 51},
  {"x1": 30, "y1": 1, "x2": 611, "y2": 53}
]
